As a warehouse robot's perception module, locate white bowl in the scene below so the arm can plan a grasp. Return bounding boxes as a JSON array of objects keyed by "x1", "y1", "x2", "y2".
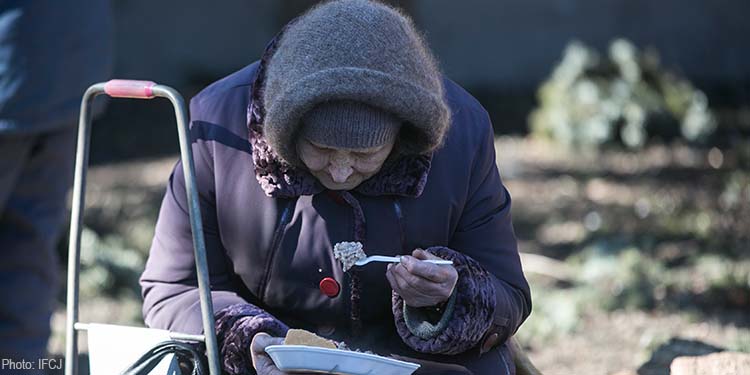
[{"x1": 265, "y1": 345, "x2": 420, "y2": 375}]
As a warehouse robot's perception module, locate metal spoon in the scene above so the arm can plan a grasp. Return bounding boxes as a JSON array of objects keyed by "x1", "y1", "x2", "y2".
[{"x1": 354, "y1": 255, "x2": 453, "y2": 267}]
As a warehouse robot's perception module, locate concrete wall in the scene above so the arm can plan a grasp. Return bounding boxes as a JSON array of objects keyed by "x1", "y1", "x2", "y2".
[
  {"x1": 111, "y1": 0, "x2": 750, "y2": 93},
  {"x1": 411, "y1": 0, "x2": 749, "y2": 91},
  {"x1": 111, "y1": 0, "x2": 277, "y2": 90},
  {"x1": 95, "y1": 0, "x2": 748, "y2": 160}
]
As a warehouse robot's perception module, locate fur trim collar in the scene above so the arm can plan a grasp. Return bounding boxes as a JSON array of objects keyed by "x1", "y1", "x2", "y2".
[{"x1": 246, "y1": 28, "x2": 432, "y2": 199}]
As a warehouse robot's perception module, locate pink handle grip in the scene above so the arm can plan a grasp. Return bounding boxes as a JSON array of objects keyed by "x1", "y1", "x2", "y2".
[{"x1": 104, "y1": 79, "x2": 157, "y2": 99}]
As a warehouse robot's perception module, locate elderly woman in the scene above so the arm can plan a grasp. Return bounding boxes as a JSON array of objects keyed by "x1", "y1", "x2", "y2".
[{"x1": 140, "y1": 1, "x2": 530, "y2": 374}]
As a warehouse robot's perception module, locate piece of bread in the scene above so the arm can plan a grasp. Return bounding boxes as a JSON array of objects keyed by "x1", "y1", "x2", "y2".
[{"x1": 284, "y1": 329, "x2": 337, "y2": 349}]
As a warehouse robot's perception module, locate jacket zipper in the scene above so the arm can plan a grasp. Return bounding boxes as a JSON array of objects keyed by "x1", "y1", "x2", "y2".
[
  {"x1": 258, "y1": 200, "x2": 294, "y2": 301},
  {"x1": 498, "y1": 346, "x2": 511, "y2": 375},
  {"x1": 392, "y1": 198, "x2": 406, "y2": 252}
]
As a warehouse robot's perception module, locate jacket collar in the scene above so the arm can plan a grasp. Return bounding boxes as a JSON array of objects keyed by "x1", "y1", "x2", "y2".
[{"x1": 246, "y1": 30, "x2": 432, "y2": 199}]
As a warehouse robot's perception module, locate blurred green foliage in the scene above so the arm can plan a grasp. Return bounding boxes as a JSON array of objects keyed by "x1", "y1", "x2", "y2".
[
  {"x1": 79, "y1": 227, "x2": 145, "y2": 300},
  {"x1": 519, "y1": 239, "x2": 750, "y2": 344},
  {"x1": 530, "y1": 39, "x2": 717, "y2": 148}
]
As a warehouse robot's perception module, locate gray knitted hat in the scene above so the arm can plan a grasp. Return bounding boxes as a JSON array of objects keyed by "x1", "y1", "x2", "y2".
[
  {"x1": 262, "y1": 0, "x2": 451, "y2": 166},
  {"x1": 300, "y1": 100, "x2": 401, "y2": 149}
]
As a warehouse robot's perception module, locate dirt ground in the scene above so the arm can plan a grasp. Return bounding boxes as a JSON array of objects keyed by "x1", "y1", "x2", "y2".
[
  {"x1": 49, "y1": 136, "x2": 750, "y2": 374},
  {"x1": 497, "y1": 137, "x2": 749, "y2": 374}
]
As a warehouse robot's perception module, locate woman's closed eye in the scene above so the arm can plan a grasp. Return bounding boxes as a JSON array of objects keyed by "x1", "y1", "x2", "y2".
[
  {"x1": 312, "y1": 144, "x2": 335, "y2": 154},
  {"x1": 353, "y1": 150, "x2": 381, "y2": 160},
  {"x1": 354, "y1": 156, "x2": 387, "y2": 173}
]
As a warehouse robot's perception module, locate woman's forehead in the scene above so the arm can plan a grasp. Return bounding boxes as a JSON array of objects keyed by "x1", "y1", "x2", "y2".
[{"x1": 305, "y1": 137, "x2": 387, "y2": 154}]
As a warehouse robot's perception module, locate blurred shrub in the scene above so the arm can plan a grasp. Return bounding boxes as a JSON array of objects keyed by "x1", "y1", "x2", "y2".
[
  {"x1": 520, "y1": 241, "x2": 750, "y2": 345},
  {"x1": 529, "y1": 39, "x2": 716, "y2": 148},
  {"x1": 79, "y1": 227, "x2": 146, "y2": 299},
  {"x1": 572, "y1": 241, "x2": 750, "y2": 313},
  {"x1": 516, "y1": 286, "x2": 582, "y2": 344},
  {"x1": 573, "y1": 243, "x2": 665, "y2": 311}
]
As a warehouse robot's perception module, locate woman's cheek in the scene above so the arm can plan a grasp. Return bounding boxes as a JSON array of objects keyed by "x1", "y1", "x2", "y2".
[
  {"x1": 304, "y1": 153, "x2": 328, "y2": 171},
  {"x1": 355, "y1": 158, "x2": 385, "y2": 174}
]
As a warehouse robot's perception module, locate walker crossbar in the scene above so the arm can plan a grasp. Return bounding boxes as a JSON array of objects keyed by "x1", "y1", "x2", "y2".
[{"x1": 64, "y1": 80, "x2": 221, "y2": 375}]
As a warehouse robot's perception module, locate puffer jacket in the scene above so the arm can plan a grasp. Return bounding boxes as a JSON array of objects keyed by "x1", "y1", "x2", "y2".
[{"x1": 140, "y1": 33, "x2": 530, "y2": 375}]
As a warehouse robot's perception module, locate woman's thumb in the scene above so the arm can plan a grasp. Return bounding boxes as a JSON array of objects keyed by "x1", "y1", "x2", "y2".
[{"x1": 251, "y1": 332, "x2": 283, "y2": 353}]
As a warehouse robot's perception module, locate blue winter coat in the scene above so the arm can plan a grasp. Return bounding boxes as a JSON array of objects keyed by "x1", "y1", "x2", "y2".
[
  {"x1": 0, "y1": 0, "x2": 112, "y2": 133},
  {"x1": 140, "y1": 38, "x2": 530, "y2": 375}
]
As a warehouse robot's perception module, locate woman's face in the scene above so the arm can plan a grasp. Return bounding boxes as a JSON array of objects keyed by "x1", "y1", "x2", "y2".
[{"x1": 297, "y1": 137, "x2": 394, "y2": 190}]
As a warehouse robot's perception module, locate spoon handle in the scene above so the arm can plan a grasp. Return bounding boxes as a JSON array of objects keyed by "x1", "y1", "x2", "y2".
[
  {"x1": 367, "y1": 256, "x2": 452, "y2": 265},
  {"x1": 422, "y1": 259, "x2": 454, "y2": 265}
]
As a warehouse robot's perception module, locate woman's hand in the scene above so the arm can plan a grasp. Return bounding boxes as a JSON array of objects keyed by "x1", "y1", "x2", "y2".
[
  {"x1": 250, "y1": 333, "x2": 286, "y2": 375},
  {"x1": 386, "y1": 249, "x2": 458, "y2": 307}
]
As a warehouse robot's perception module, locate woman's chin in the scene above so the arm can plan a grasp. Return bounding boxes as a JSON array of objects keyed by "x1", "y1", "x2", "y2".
[{"x1": 322, "y1": 180, "x2": 360, "y2": 191}]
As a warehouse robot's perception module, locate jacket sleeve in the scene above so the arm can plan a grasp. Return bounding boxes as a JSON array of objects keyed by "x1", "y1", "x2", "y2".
[
  {"x1": 392, "y1": 105, "x2": 531, "y2": 355},
  {"x1": 392, "y1": 246, "x2": 496, "y2": 355},
  {"x1": 139, "y1": 97, "x2": 287, "y2": 374},
  {"x1": 214, "y1": 304, "x2": 289, "y2": 375}
]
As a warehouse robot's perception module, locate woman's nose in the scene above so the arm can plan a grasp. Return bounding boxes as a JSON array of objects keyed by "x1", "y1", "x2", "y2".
[{"x1": 328, "y1": 164, "x2": 353, "y2": 183}]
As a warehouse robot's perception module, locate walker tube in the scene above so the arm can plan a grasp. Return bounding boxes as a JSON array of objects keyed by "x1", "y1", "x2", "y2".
[{"x1": 65, "y1": 81, "x2": 221, "y2": 375}]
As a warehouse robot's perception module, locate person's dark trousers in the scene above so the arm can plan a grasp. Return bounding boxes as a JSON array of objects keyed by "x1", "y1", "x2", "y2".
[{"x1": 0, "y1": 124, "x2": 77, "y2": 373}]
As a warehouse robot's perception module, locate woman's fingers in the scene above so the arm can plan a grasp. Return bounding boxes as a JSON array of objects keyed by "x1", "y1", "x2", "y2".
[
  {"x1": 412, "y1": 248, "x2": 440, "y2": 260},
  {"x1": 392, "y1": 263, "x2": 443, "y2": 295},
  {"x1": 390, "y1": 265, "x2": 417, "y2": 294},
  {"x1": 386, "y1": 264, "x2": 399, "y2": 292},
  {"x1": 409, "y1": 250, "x2": 458, "y2": 293},
  {"x1": 400, "y1": 255, "x2": 451, "y2": 283},
  {"x1": 388, "y1": 264, "x2": 447, "y2": 306},
  {"x1": 387, "y1": 251, "x2": 458, "y2": 307},
  {"x1": 251, "y1": 332, "x2": 284, "y2": 354},
  {"x1": 388, "y1": 265, "x2": 423, "y2": 304},
  {"x1": 251, "y1": 333, "x2": 286, "y2": 375}
]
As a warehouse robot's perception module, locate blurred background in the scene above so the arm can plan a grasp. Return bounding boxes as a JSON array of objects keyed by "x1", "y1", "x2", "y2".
[{"x1": 43, "y1": 0, "x2": 749, "y2": 374}]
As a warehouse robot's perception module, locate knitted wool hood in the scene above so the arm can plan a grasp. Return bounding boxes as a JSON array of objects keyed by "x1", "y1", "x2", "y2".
[{"x1": 262, "y1": 0, "x2": 451, "y2": 167}]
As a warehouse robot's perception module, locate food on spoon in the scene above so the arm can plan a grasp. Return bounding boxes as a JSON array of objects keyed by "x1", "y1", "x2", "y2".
[
  {"x1": 333, "y1": 241, "x2": 366, "y2": 272},
  {"x1": 283, "y1": 329, "x2": 337, "y2": 350}
]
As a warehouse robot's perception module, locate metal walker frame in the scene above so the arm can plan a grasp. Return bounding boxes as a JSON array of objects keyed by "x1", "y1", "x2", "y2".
[{"x1": 64, "y1": 80, "x2": 221, "y2": 375}]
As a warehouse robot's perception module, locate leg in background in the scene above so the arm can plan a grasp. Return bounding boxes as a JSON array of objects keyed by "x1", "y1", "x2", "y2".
[{"x1": 0, "y1": 125, "x2": 76, "y2": 367}]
